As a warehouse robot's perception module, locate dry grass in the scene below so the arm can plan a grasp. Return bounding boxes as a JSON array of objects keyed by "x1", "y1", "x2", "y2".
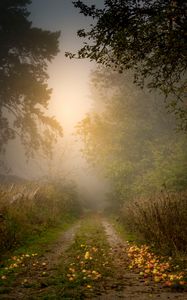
[
  {"x1": 0, "y1": 182, "x2": 81, "y2": 254},
  {"x1": 121, "y1": 191, "x2": 187, "y2": 254}
]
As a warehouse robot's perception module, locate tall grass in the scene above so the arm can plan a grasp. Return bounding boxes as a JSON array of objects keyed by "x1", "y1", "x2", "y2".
[
  {"x1": 121, "y1": 191, "x2": 187, "y2": 254},
  {"x1": 0, "y1": 181, "x2": 82, "y2": 254}
]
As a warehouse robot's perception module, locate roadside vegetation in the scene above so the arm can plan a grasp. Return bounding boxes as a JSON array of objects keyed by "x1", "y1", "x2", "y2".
[
  {"x1": 111, "y1": 216, "x2": 187, "y2": 291},
  {"x1": 0, "y1": 221, "x2": 74, "y2": 293},
  {"x1": 121, "y1": 191, "x2": 187, "y2": 255},
  {"x1": 0, "y1": 181, "x2": 82, "y2": 256},
  {"x1": 77, "y1": 68, "x2": 187, "y2": 264}
]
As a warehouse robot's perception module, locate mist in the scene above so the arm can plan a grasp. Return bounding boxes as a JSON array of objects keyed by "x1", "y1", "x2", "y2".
[
  {"x1": 0, "y1": 0, "x2": 187, "y2": 297},
  {"x1": 0, "y1": 0, "x2": 108, "y2": 210}
]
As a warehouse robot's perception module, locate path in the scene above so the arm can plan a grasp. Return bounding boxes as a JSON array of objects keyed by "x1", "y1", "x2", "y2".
[
  {"x1": 99, "y1": 219, "x2": 187, "y2": 300},
  {"x1": 0, "y1": 216, "x2": 186, "y2": 299},
  {"x1": 0, "y1": 222, "x2": 80, "y2": 299}
]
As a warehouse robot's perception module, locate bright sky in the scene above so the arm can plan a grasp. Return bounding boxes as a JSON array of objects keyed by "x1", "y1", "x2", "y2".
[
  {"x1": 4, "y1": 0, "x2": 109, "y2": 204},
  {"x1": 18, "y1": 0, "x2": 107, "y2": 199},
  {"x1": 29, "y1": 0, "x2": 103, "y2": 134}
]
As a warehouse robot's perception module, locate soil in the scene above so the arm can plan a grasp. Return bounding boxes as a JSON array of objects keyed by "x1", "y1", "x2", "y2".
[
  {"x1": 96, "y1": 220, "x2": 187, "y2": 300},
  {"x1": 1, "y1": 217, "x2": 187, "y2": 300},
  {"x1": 0, "y1": 222, "x2": 80, "y2": 299}
]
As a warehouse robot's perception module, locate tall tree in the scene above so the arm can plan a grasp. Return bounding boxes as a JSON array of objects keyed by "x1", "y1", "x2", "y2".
[
  {"x1": 77, "y1": 68, "x2": 187, "y2": 208},
  {"x1": 0, "y1": 0, "x2": 63, "y2": 158},
  {"x1": 68, "y1": 0, "x2": 187, "y2": 130}
]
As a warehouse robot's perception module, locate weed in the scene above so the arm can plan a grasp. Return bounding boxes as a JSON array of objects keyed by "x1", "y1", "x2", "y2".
[
  {"x1": 0, "y1": 181, "x2": 82, "y2": 256},
  {"x1": 121, "y1": 191, "x2": 187, "y2": 255}
]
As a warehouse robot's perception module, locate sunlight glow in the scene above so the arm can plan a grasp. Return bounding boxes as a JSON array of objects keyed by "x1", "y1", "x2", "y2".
[{"x1": 48, "y1": 56, "x2": 92, "y2": 136}]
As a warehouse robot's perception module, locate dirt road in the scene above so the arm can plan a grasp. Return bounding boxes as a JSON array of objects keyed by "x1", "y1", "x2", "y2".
[
  {"x1": 0, "y1": 216, "x2": 186, "y2": 299},
  {"x1": 0, "y1": 222, "x2": 80, "y2": 299},
  {"x1": 100, "y1": 220, "x2": 187, "y2": 300}
]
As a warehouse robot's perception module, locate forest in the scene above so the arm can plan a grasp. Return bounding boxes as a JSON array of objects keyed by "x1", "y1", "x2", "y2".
[{"x1": 0, "y1": 0, "x2": 187, "y2": 299}]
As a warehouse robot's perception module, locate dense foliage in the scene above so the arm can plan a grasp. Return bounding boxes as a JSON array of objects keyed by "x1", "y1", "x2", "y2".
[
  {"x1": 0, "y1": 0, "x2": 63, "y2": 157},
  {"x1": 68, "y1": 0, "x2": 187, "y2": 129},
  {"x1": 77, "y1": 68, "x2": 187, "y2": 208}
]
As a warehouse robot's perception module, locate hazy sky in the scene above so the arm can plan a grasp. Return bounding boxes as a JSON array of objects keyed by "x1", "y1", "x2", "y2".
[
  {"x1": 6, "y1": 0, "x2": 101, "y2": 174},
  {"x1": 29, "y1": 0, "x2": 103, "y2": 133},
  {"x1": 4, "y1": 0, "x2": 108, "y2": 203}
]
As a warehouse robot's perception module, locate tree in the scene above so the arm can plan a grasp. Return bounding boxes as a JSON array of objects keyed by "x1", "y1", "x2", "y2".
[
  {"x1": 0, "y1": 0, "x2": 63, "y2": 158},
  {"x1": 77, "y1": 68, "x2": 187, "y2": 208},
  {"x1": 68, "y1": 0, "x2": 187, "y2": 129}
]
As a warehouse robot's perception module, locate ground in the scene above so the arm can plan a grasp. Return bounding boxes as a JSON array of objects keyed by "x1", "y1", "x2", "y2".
[{"x1": 0, "y1": 215, "x2": 186, "y2": 299}]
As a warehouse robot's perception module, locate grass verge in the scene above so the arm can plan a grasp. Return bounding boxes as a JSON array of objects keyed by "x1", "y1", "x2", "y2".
[
  {"x1": 109, "y1": 214, "x2": 143, "y2": 245},
  {"x1": 0, "y1": 214, "x2": 78, "y2": 292},
  {"x1": 41, "y1": 215, "x2": 114, "y2": 299}
]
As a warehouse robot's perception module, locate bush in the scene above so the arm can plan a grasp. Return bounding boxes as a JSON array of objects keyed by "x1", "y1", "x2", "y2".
[
  {"x1": 121, "y1": 191, "x2": 187, "y2": 254},
  {"x1": 0, "y1": 181, "x2": 82, "y2": 254}
]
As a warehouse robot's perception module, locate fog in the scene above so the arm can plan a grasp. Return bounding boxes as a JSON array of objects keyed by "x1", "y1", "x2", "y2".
[
  {"x1": 1, "y1": 0, "x2": 186, "y2": 211},
  {"x1": 1, "y1": 2, "x2": 186, "y2": 296},
  {"x1": 0, "y1": 0, "x2": 108, "y2": 209}
]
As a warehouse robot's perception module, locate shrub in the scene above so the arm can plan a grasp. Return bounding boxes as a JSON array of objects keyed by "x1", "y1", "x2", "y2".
[
  {"x1": 121, "y1": 191, "x2": 187, "y2": 254},
  {"x1": 0, "y1": 181, "x2": 82, "y2": 254}
]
